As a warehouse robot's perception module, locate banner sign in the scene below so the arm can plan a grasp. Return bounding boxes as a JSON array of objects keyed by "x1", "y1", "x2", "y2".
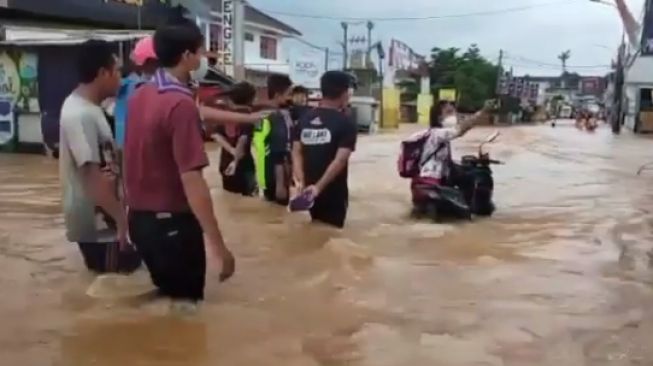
[
  {"x1": 0, "y1": 51, "x2": 39, "y2": 113},
  {"x1": 221, "y1": 0, "x2": 234, "y2": 66},
  {"x1": 388, "y1": 39, "x2": 424, "y2": 71},
  {"x1": 290, "y1": 51, "x2": 322, "y2": 89},
  {"x1": 498, "y1": 71, "x2": 538, "y2": 101}
]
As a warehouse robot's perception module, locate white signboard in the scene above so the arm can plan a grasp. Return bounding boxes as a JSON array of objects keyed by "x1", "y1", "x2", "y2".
[
  {"x1": 289, "y1": 49, "x2": 323, "y2": 89},
  {"x1": 222, "y1": 0, "x2": 234, "y2": 66}
]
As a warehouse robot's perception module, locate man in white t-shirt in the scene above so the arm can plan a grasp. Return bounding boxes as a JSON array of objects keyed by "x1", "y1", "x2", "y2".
[{"x1": 59, "y1": 40, "x2": 140, "y2": 273}]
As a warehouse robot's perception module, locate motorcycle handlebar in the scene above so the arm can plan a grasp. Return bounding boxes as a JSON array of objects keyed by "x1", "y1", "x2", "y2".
[{"x1": 463, "y1": 155, "x2": 504, "y2": 165}]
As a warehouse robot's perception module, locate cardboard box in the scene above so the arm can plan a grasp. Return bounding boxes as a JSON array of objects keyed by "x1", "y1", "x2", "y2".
[{"x1": 639, "y1": 111, "x2": 653, "y2": 132}]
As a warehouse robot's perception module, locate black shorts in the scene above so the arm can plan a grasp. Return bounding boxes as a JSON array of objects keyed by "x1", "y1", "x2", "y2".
[
  {"x1": 263, "y1": 151, "x2": 290, "y2": 205},
  {"x1": 77, "y1": 242, "x2": 142, "y2": 274},
  {"x1": 128, "y1": 211, "x2": 206, "y2": 302},
  {"x1": 309, "y1": 190, "x2": 348, "y2": 229},
  {"x1": 222, "y1": 165, "x2": 257, "y2": 196}
]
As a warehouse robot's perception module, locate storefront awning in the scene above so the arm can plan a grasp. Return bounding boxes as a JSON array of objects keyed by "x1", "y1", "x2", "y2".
[
  {"x1": 0, "y1": 25, "x2": 151, "y2": 46},
  {"x1": 2, "y1": 0, "x2": 175, "y2": 30}
]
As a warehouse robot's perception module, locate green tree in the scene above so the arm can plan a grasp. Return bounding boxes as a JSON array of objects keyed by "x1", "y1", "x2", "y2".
[{"x1": 429, "y1": 44, "x2": 499, "y2": 112}]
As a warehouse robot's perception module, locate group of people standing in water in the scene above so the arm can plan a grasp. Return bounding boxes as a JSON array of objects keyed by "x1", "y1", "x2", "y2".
[{"x1": 58, "y1": 16, "x2": 358, "y2": 302}]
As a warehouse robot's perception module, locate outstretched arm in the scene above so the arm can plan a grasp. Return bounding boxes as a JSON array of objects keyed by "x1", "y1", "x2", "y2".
[
  {"x1": 453, "y1": 101, "x2": 495, "y2": 137},
  {"x1": 200, "y1": 106, "x2": 267, "y2": 125}
]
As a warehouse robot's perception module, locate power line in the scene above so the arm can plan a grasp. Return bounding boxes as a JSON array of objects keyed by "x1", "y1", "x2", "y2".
[
  {"x1": 504, "y1": 61, "x2": 611, "y2": 71},
  {"x1": 257, "y1": 0, "x2": 571, "y2": 22},
  {"x1": 504, "y1": 53, "x2": 611, "y2": 69},
  {"x1": 291, "y1": 36, "x2": 343, "y2": 55}
]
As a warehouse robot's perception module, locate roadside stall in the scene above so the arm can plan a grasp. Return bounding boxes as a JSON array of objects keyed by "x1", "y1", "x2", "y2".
[{"x1": 0, "y1": 25, "x2": 150, "y2": 154}]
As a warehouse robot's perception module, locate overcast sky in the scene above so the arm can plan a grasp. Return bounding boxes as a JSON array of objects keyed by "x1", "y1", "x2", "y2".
[{"x1": 248, "y1": 0, "x2": 645, "y2": 76}]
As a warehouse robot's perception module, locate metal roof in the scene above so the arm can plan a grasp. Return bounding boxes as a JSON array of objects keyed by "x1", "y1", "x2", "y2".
[
  {"x1": 245, "y1": 5, "x2": 301, "y2": 36},
  {"x1": 0, "y1": 25, "x2": 151, "y2": 46}
]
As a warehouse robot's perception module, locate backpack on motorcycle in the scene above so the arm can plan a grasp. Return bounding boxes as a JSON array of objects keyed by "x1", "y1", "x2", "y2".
[{"x1": 397, "y1": 129, "x2": 431, "y2": 178}]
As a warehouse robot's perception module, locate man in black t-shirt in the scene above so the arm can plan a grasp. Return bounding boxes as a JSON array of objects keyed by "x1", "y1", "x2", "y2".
[{"x1": 292, "y1": 71, "x2": 357, "y2": 228}]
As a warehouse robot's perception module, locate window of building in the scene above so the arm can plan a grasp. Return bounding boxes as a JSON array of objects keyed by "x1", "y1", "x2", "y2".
[
  {"x1": 245, "y1": 32, "x2": 254, "y2": 42},
  {"x1": 260, "y1": 36, "x2": 277, "y2": 60}
]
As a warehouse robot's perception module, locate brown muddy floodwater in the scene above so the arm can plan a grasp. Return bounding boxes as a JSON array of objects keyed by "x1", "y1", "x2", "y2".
[{"x1": 2, "y1": 120, "x2": 653, "y2": 365}]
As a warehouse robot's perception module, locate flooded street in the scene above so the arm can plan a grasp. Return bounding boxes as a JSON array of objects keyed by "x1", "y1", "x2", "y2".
[{"x1": 3, "y1": 121, "x2": 653, "y2": 365}]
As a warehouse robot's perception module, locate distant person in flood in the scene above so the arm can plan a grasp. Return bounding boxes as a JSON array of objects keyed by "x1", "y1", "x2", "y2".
[
  {"x1": 59, "y1": 40, "x2": 141, "y2": 274},
  {"x1": 214, "y1": 82, "x2": 258, "y2": 196}
]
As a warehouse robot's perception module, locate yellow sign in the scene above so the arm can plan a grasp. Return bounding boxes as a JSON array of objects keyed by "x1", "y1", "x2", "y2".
[{"x1": 438, "y1": 89, "x2": 457, "y2": 102}]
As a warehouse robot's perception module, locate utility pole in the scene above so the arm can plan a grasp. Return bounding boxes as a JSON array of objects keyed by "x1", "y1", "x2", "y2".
[
  {"x1": 324, "y1": 47, "x2": 330, "y2": 72},
  {"x1": 558, "y1": 50, "x2": 571, "y2": 73},
  {"x1": 341, "y1": 22, "x2": 349, "y2": 70},
  {"x1": 378, "y1": 43, "x2": 385, "y2": 129},
  {"x1": 612, "y1": 35, "x2": 626, "y2": 134},
  {"x1": 495, "y1": 49, "x2": 503, "y2": 94},
  {"x1": 366, "y1": 21, "x2": 374, "y2": 67}
]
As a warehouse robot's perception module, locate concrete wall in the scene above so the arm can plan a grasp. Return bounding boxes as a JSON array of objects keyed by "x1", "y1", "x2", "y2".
[{"x1": 243, "y1": 24, "x2": 289, "y2": 76}]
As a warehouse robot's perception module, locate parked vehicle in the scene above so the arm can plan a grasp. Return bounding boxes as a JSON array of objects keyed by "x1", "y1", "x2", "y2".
[{"x1": 558, "y1": 105, "x2": 573, "y2": 119}]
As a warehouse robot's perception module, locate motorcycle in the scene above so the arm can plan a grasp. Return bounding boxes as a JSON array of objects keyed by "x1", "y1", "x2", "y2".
[{"x1": 411, "y1": 131, "x2": 503, "y2": 222}]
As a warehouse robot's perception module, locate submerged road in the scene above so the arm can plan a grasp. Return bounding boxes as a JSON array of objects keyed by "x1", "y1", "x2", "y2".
[{"x1": 1, "y1": 120, "x2": 653, "y2": 365}]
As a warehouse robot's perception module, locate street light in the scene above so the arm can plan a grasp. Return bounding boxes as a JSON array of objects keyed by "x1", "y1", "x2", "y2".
[{"x1": 593, "y1": 44, "x2": 613, "y2": 50}]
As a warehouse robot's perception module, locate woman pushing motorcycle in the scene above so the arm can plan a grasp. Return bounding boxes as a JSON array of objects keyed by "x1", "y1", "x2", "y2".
[{"x1": 419, "y1": 100, "x2": 494, "y2": 186}]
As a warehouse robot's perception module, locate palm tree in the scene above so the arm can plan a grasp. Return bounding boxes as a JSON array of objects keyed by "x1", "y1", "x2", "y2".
[{"x1": 558, "y1": 50, "x2": 571, "y2": 72}]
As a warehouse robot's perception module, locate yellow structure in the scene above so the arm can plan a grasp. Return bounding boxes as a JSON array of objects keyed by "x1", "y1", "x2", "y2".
[
  {"x1": 438, "y1": 88, "x2": 457, "y2": 102},
  {"x1": 416, "y1": 94, "x2": 432, "y2": 125},
  {"x1": 381, "y1": 88, "x2": 400, "y2": 128}
]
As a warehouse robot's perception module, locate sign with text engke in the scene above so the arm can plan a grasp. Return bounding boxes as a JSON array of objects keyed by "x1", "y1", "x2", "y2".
[{"x1": 221, "y1": 0, "x2": 234, "y2": 66}]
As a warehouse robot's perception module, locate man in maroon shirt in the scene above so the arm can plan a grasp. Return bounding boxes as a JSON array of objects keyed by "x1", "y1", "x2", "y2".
[{"x1": 124, "y1": 19, "x2": 234, "y2": 302}]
